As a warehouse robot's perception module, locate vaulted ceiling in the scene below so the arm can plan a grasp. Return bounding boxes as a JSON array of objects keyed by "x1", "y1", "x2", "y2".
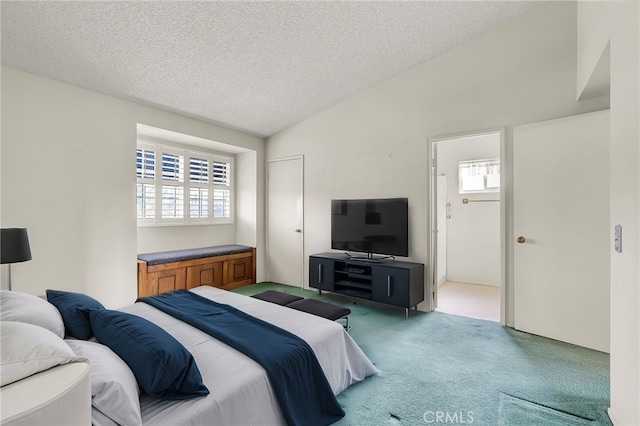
[{"x1": 1, "y1": 1, "x2": 544, "y2": 138}]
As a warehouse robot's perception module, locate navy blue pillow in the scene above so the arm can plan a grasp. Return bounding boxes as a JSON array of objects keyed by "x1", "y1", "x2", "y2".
[
  {"x1": 87, "y1": 309, "x2": 209, "y2": 400},
  {"x1": 46, "y1": 289, "x2": 104, "y2": 340}
]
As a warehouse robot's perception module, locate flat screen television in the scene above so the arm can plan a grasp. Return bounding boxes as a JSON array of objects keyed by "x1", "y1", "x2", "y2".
[{"x1": 331, "y1": 198, "x2": 408, "y2": 260}]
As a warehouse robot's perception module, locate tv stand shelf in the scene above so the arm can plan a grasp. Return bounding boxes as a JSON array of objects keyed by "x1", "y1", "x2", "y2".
[{"x1": 309, "y1": 252, "x2": 424, "y2": 317}]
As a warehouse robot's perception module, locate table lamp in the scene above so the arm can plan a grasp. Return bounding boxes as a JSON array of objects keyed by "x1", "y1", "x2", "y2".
[{"x1": 1, "y1": 228, "x2": 32, "y2": 291}]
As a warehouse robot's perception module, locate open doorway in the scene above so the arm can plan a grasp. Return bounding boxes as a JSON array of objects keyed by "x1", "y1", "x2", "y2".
[{"x1": 429, "y1": 131, "x2": 503, "y2": 322}]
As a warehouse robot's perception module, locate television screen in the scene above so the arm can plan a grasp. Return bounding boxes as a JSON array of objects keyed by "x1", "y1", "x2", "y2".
[{"x1": 331, "y1": 198, "x2": 409, "y2": 258}]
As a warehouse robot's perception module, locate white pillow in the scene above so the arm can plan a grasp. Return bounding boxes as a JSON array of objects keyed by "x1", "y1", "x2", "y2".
[
  {"x1": 0, "y1": 321, "x2": 79, "y2": 386},
  {"x1": 0, "y1": 290, "x2": 65, "y2": 338},
  {"x1": 66, "y1": 339, "x2": 142, "y2": 426}
]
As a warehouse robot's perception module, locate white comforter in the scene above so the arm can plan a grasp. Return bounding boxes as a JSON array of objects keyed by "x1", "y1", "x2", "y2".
[{"x1": 114, "y1": 286, "x2": 378, "y2": 426}]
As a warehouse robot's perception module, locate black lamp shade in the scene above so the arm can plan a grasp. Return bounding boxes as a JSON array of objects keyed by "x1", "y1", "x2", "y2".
[{"x1": 1, "y1": 228, "x2": 32, "y2": 264}]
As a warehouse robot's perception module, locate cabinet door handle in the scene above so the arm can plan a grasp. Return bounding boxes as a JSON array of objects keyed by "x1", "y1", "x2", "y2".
[
  {"x1": 318, "y1": 264, "x2": 322, "y2": 283},
  {"x1": 387, "y1": 276, "x2": 391, "y2": 297}
]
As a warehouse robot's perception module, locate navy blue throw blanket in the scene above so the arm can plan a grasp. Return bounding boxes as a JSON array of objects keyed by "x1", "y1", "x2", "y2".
[{"x1": 139, "y1": 290, "x2": 345, "y2": 426}]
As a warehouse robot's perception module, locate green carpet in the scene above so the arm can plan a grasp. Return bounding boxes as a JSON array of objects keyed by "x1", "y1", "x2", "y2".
[
  {"x1": 497, "y1": 393, "x2": 602, "y2": 425},
  {"x1": 233, "y1": 282, "x2": 611, "y2": 426}
]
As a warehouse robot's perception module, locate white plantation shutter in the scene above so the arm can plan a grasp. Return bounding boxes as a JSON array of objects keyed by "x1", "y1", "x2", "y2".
[
  {"x1": 213, "y1": 189, "x2": 231, "y2": 218},
  {"x1": 137, "y1": 141, "x2": 233, "y2": 225},
  {"x1": 161, "y1": 152, "x2": 184, "y2": 219},
  {"x1": 212, "y1": 161, "x2": 230, "y2": 185},
  {"x1": 136, "y1": 183, "x2": 155, "y2": 218},
  {"x1": 212, "y1": 161, "x2": 231, "y2": 218},
  {"x1": 189, "y1": 157, "x2": 209, "y2": 219},
  {"x1": 161, "y1": 153, "x2": 184, "y2": 182},
  {"x1": 136, "y1": 148, "x2": 156, "y2": 220},
  {"x1": 136, "y1": 149, "x2": 155, "y2": 179},
  {"x1": 190, "y1": 187, "x2": 208, "y2": 218},
  {"x1": 161, "y1": 186, "x2": 184, "y2": 219},
  {"x1": 190, "y1": 157, "x2": 208, "y2": 183}
]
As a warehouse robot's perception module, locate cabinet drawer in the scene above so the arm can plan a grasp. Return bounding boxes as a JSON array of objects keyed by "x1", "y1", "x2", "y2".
[
  {"x1": 140, "y1": 267, "x2": 186, "y2": 298},
  {"x1": 187, "y1": 262, "x2": 223, "y2": 289},
  {"x1": 309, "y1": 257, "x2": 335, "y2": 291},
  {"x1": 372, "y1": 267, "x2": 411, "y2": 307},
  {"x1": 224, "y1": 255, "x2": 253, "y2": 287}
]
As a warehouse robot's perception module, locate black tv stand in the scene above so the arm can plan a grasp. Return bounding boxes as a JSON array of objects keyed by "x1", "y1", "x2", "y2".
[{"x1": 309, "y1": 252, "x2": 424, "y2": 317}]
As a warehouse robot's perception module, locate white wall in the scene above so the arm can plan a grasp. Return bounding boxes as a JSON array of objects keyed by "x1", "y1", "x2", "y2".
[
  {"x1": 437, "y1": 133, "x2": 500, "y2": 286},
  {"x1": 235, "y1": 150, "x2": 258, "y2": 248},
  {"x1": 1, "y1": 67, "x2": 265, "y2": 308},
  {"x1": 267, "y1": 2, "x2": 609, "y2": 320},
  {"x1": 577, "y1": 2, "x2": 640, "y2": 425}
]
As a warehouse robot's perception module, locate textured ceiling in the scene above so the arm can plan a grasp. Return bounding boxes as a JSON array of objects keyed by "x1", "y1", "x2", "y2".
[{"x1": 1, "y1": 1, "x2": 544, "y2": 138}]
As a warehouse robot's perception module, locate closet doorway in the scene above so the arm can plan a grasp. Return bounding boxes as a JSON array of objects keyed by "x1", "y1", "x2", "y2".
[{"x1": 429, "y1": 130, "x2": 503, "y2": 323}]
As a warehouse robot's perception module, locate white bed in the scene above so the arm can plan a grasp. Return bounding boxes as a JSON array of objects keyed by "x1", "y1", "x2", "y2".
[
  {"x1": 1, "y1": 286, "x2": 377, "y2": 426},
  {"x1": 113, "y1": 286, "x2": 377, "y2": 425}
]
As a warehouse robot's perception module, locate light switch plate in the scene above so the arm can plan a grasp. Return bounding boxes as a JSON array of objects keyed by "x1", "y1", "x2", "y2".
[{"x1": 614, "y1": 224, "x2": 622, "y2": 253}]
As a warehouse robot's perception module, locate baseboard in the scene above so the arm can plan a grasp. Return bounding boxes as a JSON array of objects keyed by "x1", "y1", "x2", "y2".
[{"x1": 607, "y1": 407, "x2": 617, "y2": 425}]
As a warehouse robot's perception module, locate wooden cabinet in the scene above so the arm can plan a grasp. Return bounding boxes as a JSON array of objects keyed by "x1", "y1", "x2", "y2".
[{"x1": 138, "y1": 248, "x2": 256, "y2": 297}]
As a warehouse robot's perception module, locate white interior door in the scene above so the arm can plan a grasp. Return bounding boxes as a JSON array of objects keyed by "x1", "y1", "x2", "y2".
[
  {"x1": 513, "y1": 110, "x2": 609, "y2": 352},
  {"x1": 267, "y1": 157, "x2": 303, "y2": 287}
]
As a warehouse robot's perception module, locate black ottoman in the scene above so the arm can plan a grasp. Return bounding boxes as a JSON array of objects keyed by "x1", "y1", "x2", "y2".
[
  {"x1": 286, "y1": 299, "x2": 351, "y2": 330},
  {"x1": 251, "y1": 290, "x2": 304, "y2": 306}
]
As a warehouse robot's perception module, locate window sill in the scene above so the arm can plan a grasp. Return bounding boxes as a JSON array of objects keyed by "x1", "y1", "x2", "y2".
[{"x1": 137, "y1": 221, "x2": 234, "y2": 228}]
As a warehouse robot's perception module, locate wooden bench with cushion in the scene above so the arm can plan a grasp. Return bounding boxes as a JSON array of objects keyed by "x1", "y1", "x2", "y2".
[{"x1": 137, "y1": 245, "x2": 256, "y2": 297}]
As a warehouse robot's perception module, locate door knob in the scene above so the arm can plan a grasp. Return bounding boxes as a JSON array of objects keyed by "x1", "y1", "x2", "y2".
[
  {"x1": 517, "y1": 236, "x2": 526, "y2": 244},
  {"x1": 295, "y1": 229, "x2": 302, "y2": 233}
]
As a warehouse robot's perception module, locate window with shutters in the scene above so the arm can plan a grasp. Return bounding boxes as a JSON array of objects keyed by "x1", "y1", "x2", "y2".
[
  {"x1": 136, "y1": 141, "x2": 233, "y2": 226},
  {"x1": 458, "y1": 158, "x2": 500, "y2": 194}
]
